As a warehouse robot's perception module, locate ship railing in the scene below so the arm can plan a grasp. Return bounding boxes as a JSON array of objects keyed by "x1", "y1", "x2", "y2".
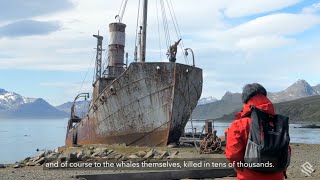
[
  {"x1": 102, "y1": 66, "x2": 126, "y2": 79},
  {"x1": 67, "y1": 93, "x2": 90, "y2": 130}
]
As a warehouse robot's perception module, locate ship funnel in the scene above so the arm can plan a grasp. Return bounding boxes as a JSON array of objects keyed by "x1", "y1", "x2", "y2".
[{"x1": 108, "y1": 23, "x2": 126, "y2": 67}]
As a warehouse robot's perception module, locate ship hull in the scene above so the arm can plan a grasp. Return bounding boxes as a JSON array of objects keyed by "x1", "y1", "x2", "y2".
[{"x1": 66, "y1": 62, "x2": 202, "y2": 147}]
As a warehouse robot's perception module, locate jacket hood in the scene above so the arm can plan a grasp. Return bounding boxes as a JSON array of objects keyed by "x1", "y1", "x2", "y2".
[{"x1": 235, "y1": 94, "x2": 274, "y2": 119}]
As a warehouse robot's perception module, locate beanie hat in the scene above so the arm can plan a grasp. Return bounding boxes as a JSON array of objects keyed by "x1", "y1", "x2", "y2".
[{"x1": 242, "y1": 83, "x2": 267, "y2": 104}]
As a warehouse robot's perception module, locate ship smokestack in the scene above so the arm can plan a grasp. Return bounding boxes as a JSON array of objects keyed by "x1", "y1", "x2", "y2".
[{"x1": 108, "y1": 23, "x2": 126, "y2": 67}]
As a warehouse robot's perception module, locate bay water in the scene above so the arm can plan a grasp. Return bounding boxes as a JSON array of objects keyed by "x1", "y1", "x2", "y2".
[{"x1": 0, "y1": 119, "x2": 319, "y2": 164}]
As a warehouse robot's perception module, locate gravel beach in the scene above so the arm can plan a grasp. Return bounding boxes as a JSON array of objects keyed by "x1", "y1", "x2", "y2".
[{"x1": 0, "y1": 143, "x2": 319, "y2": 180}]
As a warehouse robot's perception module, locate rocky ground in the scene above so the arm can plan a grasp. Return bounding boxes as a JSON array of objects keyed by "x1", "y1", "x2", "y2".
[{"x1": 0, "y1": 143, "x2": 319, "y2": 180}]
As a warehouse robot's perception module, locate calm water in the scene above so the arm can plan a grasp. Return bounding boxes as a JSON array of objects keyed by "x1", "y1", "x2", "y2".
[
  {"x1": 0, "y1": 119, "x2": 67, "y2": 164},
  {"x1": 0, "y1": 119, "x2": 319, "y2": 164},
  {"x1": 185, "y1": 121, "x2": 320, "y2": 144}
]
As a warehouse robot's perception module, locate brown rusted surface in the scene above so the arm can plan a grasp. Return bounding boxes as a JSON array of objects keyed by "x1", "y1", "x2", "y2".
[
  {"x1": 205, "y1": 121, "x2": 213, "y2": 134},
  {"x1": 66, "y1": 128, "x2": 168, "y2": 147},
  {"x1": 199, "y1": 133, "x2": 223, "y2": 154},
  {"x1": 168, "y1": 63, "x2": 202, "y2": 143},
  {"x1": 66, "y1": 62, "x2": 202, "y2": 147}
]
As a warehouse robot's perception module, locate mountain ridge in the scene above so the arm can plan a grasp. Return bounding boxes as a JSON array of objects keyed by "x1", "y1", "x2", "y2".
[
  {"x1": 0, "y1": 88, "x2": 68, "y2": 119},
  {"x1": 56, "y1": 100, "x2": 91, "y2": 117},
  {"x1": 197, "y1": 96, "x2": 218, "y2": 105},
  {"x1": 0, "y1": 89, "x2": 36, "y2": 109},
  {"x1": 193, "y1": 80, "x2": 320, "y2": 119},
  {"x1": 213, "y1": 95, "x2": 320, "y2": 123},
  {"x1": 268, "y1": 79, "x2": 318, "y2": 103}
]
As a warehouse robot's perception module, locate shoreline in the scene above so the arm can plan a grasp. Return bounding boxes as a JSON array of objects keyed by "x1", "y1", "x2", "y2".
[
  {"x1": 1, "y1": 143, "x2": 319, "y2": 180},
  {"x1": 213, "y1": 120, "x2": 320, "y2": 124}
]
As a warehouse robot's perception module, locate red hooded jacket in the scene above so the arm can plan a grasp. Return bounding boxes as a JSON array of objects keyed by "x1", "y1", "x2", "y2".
[{"x1": 225, "y1": 94, "x2": 286, "y2": 180}]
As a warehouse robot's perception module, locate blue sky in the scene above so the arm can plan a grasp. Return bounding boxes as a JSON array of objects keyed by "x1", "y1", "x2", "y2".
[{"x1": 1, "y1": 0, "x2": 320, "y2": 105}]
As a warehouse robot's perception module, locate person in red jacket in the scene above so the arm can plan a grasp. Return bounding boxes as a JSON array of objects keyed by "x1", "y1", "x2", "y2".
[{"x1": 225, "y1": 83, "x2": 287, "y2": 180}]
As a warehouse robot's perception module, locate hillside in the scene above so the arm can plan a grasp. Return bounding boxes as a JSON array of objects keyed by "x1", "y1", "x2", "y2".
[
  {"x1": 214, "y1": 95, "x2": 320, "y2": 123},
  {"x1": 274, "y1": 95, "x2": 320, "y2": 123},
  {"x1": 56, "y1": 100, "x2": 90, "y2": 117},
  {"x1": 0, "y1": 88, "x2": 68, "y2": 119},
  {"x1": 197, "y1": 96, "x2": 218, "y2": 105},
  {"x1": 0, "y1": 98, "x2": 68, "y2": 119},
  {"x1": 193, "y1": 80, "x2": 320, "y2": 120},
  {"x1": 0, "y1": 88, "x2": 36, "y2": 109},
  {"x1": 268, "y1": 80, "x2": 319, "y2": 103},
  {"x1": 313, "y1": 84, "x2": 320, "y2": 94},
  {"x1": 192, "y1": 92, "x2": 242, "y2": 119}
]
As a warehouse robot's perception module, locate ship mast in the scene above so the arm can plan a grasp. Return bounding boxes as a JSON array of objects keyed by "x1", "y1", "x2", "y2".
[
  {"x1": 93, "y1": 31, "x2": 103, "y2": 83},
  {"x1": 140, "y1": 0, "x2": 148, "y2": 62}
]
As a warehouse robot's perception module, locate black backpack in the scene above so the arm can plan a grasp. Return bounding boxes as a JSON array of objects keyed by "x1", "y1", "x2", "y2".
[{"x1": 244, "y1": 106, "x2": 290, "y2": 173}]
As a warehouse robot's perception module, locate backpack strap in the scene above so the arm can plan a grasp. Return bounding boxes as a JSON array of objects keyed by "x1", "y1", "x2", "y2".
[{"x1": 248, "y1": 105, "x2": 264, "y2": 145}]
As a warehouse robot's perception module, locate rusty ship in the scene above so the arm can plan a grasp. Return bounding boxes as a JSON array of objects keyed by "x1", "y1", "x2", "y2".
[{"x1": 65, "y1": 0, "x2": 203, "y2": 147}]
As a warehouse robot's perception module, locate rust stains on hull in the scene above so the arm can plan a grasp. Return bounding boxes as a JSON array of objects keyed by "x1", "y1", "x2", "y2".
[
  {"x1": 66, "y1": 62, "x2": 202, "y2": 147},
  {"x1": 66, "y1": 128, "x2": 168, "y2": 147}
]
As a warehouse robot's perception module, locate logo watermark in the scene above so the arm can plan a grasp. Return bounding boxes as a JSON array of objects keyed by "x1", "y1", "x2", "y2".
[{"x1": 301, "y1": 162, "x2": 315, "y2": 176}]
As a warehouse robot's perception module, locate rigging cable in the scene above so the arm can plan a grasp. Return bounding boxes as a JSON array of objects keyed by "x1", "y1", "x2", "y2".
[
  {"x1": 160, "y1": 0, "x2": 171, "y2": 50},
  {"x1": 156, "y1": 0, "x2": 163, "y2": 61},
  {"x1": 166, "y1": 0, "x2": 189, "y2": 64},
  {"x1": 120, "y1": 0, "x2": 129, "y2": 22},
  {"x1": 134, "y1": 0, "x2": 141, "y2": 48},
  {"x1": 117, "y1": 0, "x2": 125, "y2": 21},
  {"x1": 78, "y1": 50, "x2": 96, "y2": 95}
]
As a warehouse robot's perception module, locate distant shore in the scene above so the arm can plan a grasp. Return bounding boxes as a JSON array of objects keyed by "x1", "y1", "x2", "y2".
[
  {"x1": 0, "y1": 143, "x2": 319, "y2": 180},
  {"x1": 213, "y1": 119, "x2": 320, "y2": 125}
]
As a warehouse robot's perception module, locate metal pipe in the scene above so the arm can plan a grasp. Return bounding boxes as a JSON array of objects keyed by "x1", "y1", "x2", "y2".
[
  {"x1": 71, "y1": 93, "x2": 90, "y2": 119},
  {"x1": 184, "y1": 48, "x2": 195, "y2": 67},
  {"x1": 140, "y1": 0, "x2": 148, "y2": 62},
  {"x1": 126, "y1": 52, "x2": 128, "y2": 67}
]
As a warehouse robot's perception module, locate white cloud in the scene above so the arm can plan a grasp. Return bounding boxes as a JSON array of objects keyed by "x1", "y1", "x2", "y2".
[
  {"x1": 235, "y1": 35, "x2": 296, "y2": 50},
  {"x1": 1, "y1": 0, "x2": 317, "y2": 71},
  {"x1": 223, "y1": 0, "x2": 302, "y2": 18},
  {"x1": 302, "y1": 2, "x2": 320, "y2": 14},
  {"x1": 1, "y1": 0, "x2": 320, "y2": 104},
  {"x1": 227, "y1": 13, "x2": 320, "y2": 37},
  {"x1": 0, "y1": 0, "x2": 225, "y2": 71},
  {"x1": 200, "y1": 13, "x2": 320, "y2": 52}
]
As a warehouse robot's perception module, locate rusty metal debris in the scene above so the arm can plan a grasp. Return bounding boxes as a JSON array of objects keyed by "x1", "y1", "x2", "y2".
[{"x1": 199, "y1": 131, "x2": 223, "y2": 154}]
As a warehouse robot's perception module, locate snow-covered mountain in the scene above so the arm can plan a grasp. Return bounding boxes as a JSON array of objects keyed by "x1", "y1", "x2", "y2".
[
  {"x1": 197, "y1": 96, "x2": 217, "y2": 105},
  {"x1": 0, "y1": 88, "x2": 68, "y2": 119},
  {"x1": 0, "y1": 88, "x2": 36, "y2": 109}
]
